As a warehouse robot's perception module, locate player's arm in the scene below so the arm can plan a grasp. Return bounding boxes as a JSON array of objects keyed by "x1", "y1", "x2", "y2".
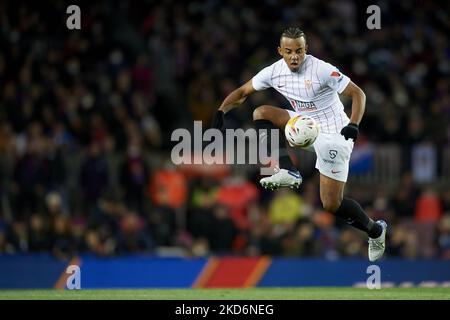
[
  {"x1": 340, "y1": 81, "x2": 366, "y2": 125},
  {"x1": 211, "y1": 80, "x2": 257, "y2": 129},
  {"x1": 340, "y1": 81, "x2": 366, "y2": 141},
  {"x1": 219, "y1": 80, "x2": 256, "y2": 113}
]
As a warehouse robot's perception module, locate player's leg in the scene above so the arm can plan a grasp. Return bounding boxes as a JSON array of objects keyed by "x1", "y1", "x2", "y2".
[
  {"x1": 319, "y1": 174, "x2": 387, "y2": 261},
  {"x1": 320, "y1": 173, "x2": 379, "y2": 235},
  {"x1": 320, "y1": 174, "x2": 387, "y2": 261},
  {"x1": 315, "y1": 131, "x2": 387, "y2": 261},
  {"x1": 253, "y1": 105, "x2": 302, "y2": 189},
  {"x1": 253, "y1": 105, "x2": 291, "y2": 129}
]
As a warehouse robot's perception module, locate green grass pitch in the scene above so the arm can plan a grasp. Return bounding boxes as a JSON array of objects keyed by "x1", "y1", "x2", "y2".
[{"x1": 1, "y1": 287, "x2": 450, "y2": 300}]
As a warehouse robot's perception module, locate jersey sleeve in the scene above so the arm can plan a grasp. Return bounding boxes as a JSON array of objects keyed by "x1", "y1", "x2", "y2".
[
  {"x1": 319, "y1": 62, "x2": 351, "y2": 94},
  {"x1": 251, "y1": 65, "x2": 273, "y2": 91}
]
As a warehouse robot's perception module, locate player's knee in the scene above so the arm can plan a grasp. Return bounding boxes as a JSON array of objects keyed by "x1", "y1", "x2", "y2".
[
  {"x1": 253, "y1": 106, "x2": 269, "y2": 121},
  {"x1": 322, "y1": 199, "x2": 342, "y2": 214}
]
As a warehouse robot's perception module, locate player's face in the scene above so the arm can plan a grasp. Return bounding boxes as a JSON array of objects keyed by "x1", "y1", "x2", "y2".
[{"x1": 278, "y1": 37, "x2": 307, "y2": 72}]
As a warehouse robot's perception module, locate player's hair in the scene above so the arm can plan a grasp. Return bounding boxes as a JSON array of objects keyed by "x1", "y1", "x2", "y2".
[{"x1": 280, "y1": 27, "x2": 306, "y2": 42}]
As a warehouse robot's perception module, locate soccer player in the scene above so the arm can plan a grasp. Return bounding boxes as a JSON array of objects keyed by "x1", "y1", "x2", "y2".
[{"x1": 212, "y1": 27, "x2": 387, "y2": 261}]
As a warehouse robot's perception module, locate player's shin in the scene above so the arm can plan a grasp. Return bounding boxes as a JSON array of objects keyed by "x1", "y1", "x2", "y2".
[{"x1": 333, "y1": 197, "x2": 382, "y2": 238}]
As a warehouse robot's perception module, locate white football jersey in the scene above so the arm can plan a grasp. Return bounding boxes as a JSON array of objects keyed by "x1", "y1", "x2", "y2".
[{"x1": 252, "y1": 54, "x2": 351, "y2": 134}]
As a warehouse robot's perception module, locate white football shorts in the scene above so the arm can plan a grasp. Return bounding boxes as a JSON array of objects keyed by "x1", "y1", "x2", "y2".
[{"x1": 286, "y1": 109, "x2": 354, "y2": 182}]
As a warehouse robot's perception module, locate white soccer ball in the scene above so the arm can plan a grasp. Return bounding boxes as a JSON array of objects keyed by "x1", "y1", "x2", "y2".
[{"x1": 284, "y1": 115, "x2": 320, "y2": 148}]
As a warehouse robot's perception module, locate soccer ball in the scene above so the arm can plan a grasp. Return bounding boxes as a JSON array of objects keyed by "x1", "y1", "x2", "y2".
[{"x1": 285, "y1": 115, "x2": 320, "y2": 148}]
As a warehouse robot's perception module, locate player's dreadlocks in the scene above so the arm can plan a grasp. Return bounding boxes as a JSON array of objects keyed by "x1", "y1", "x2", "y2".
[{"x1": 280, "y1": 27, "x2": 306, "y2": 42}]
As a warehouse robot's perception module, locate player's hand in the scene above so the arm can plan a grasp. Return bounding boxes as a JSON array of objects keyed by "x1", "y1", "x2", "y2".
[
  {"x1": 212, "y1": 110, "x2": 225, "y2": 130},
  {"x1": 340, "y1": 123, "x2": 359, "y2": 141}
]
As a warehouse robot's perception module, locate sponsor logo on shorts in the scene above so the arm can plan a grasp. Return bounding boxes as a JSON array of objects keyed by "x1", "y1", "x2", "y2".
[
  {"x1": 329, "y1": 150, "x2": 338, "y2": 159},
  {"x1": 331, "y1": 169, "x2": 342, "y2": 174}
]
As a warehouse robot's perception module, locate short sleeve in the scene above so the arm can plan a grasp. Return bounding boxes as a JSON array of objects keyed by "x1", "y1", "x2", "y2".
[
  {"x1": 319, "y1": 62, "x2": 351, "y2": 94},
  {"x1": 252, "y1": 66, "x2": 273, "y2": 91}
]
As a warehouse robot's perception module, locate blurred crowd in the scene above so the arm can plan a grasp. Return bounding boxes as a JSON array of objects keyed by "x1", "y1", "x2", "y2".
[{"x1": 0, "y1": 0, "x2": 449, "y2": 260}]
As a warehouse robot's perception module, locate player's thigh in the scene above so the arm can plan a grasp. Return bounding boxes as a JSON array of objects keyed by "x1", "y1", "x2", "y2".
[
  {"x1": 253, "y1": 105, "x2": 291, "y2": 129},
  {"x1": 319, "y1": 173, "x2": 345, "y2": 212}
]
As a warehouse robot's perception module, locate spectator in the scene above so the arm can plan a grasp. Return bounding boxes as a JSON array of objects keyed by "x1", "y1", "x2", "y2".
[
  {"x1": 415, "y1": 187, "x2": 443, "y2": 257},
  {"x1": 149, "y1": 165, "x2": 188, "y2": 210},
  {"x1": 28, "y1": 214, "x2": 51, "y2": 252},
  {"x1": 268, "y1": 188, "x2": 304, "y2": 227},
  {"x1": 282, "y1": 220, "x2": 319, "y2": 257},
  {"x1": 80, "y1": 141, "x2": 109, "y2": 209},
  {"x1": 336, "y1": 229, "x2": 365, "y2": 258},
  {"x1": 8, "y1": 221, "x2": 29, "y2": 253},
  {"x1": 0, "y1": 219, "x2": 9, "y2": 253},
  {"x1": 51, "y1": 216, "x2": 74, "y2": 260},
  {"x1": 390, "y1": 175, "x2": 419, "y2": 223},
  {"x1": 436, "y1": 215, "x2": 450, "y2": 259},
  {"x1": 117, "y1": 211, "x2": 154, "y2": 253},
  {"x1": 387, "y1": 223, "x2": 419, "y2": 258},
  {"x1": 216, "y1": 174, "x2": 259, "y2": 232},
  {"x1": 120, "y1": 143, "x2": 148, "y2": 214},
  {"x1": 207, "y1": 205, "x2": 237, "y2": 254},
  {"x1": 12, "y1": 129, "x2": 47, "y2": 218},
  {"x1": 187, "y1": 177, "x2": 218, "y2": 239}
]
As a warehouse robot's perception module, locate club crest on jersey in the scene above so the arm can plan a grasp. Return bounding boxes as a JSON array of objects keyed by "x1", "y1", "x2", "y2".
[{"x1": 304, "y1": 79, "x2": 312, "y2": 89}]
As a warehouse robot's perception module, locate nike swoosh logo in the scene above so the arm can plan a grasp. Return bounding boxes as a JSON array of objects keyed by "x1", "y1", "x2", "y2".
[
  {"x1": 277, "y1": 84, "x2": 285, "y2": 88},
  {"x1": 331, "y1": 170, "x2": 341, "y2": 174},
  {"x1": 288, "y1": 171, "x2": 301, "y2": 179}
]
